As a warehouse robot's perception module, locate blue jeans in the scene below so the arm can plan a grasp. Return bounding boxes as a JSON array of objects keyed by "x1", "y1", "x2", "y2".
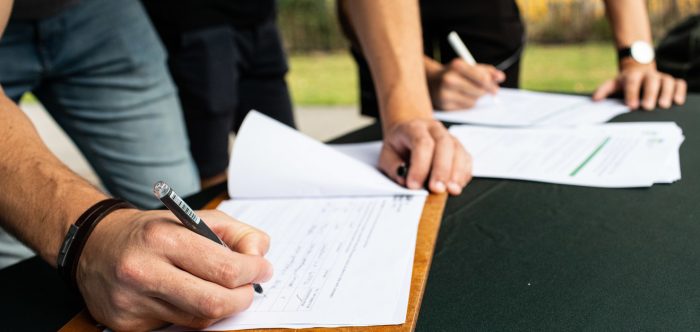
[{"x1": 0, "y1": 0, "x2": 200, "y2": 267}]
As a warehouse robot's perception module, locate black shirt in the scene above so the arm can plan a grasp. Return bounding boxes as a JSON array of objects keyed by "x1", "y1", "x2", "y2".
[
  {"x1": 420, "y1": 0, "x2": 524, "y2": 65},
  {"x1": 11, "y1": 0, "x2": 79, "y2": 20},
  {"x1": 142, "y1": 0, "x2": 275, "y2": 31}
]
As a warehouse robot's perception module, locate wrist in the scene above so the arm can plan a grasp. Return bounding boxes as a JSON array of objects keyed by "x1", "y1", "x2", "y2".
[
  {"x1": 619, "y1": 57, "x2": 656, "y2": 72},
  {"x1": 379, "y1": 88, "x2": 433, "y2": 132},
  {"x1": 57, "y1": 198, "x2": 135, "y2": 290}
]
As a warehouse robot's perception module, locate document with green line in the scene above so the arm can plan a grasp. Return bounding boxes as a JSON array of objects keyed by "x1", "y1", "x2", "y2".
[{"x1": 448, "y1": 122, "x2": 684, "y2": 188}]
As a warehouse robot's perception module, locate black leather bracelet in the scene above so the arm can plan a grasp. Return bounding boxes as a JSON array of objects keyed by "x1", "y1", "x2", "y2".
[{"x1": 57, "y1": 198, "x2": 134, "y2": 291}]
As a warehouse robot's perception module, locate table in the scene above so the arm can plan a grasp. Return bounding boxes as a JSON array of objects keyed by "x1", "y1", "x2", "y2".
[{"x1": 2, "y1": 93, "x2": 699, "y2": 331}]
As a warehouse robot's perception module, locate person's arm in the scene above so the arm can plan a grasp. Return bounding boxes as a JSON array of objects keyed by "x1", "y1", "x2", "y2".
[
  {"x1": 593, "y1": 0, "x2": 687, "y2": 110},
  {"x1": 0, "y1": 92, "x2": 272, "y2": 329},
  {"x1": 340, "y1": 0, "x2": 472, "y2": 195}
]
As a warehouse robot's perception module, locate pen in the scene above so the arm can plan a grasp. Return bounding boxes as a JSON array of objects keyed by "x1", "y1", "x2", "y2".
[
  {"x1": 447, "y1": 31, "x2": 476, "y2": 65},
  {"x1": 152, "y1": 181, "x2": 263, "y2": 294},
  {"x1": 397, "y1": 162, "x2": 409, "y2": 179},
  {"x1": 447, "y1": 31, "x2": 500, "y2": 102}
]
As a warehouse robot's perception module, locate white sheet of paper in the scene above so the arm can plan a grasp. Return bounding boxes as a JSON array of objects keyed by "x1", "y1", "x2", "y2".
[
  {"x1": 332, "y1": 123, "x2": 684, "y2": 188},
  {"x1": 433, "y1": 88, "x2": 629, "y2": 127},
  {"x1": 449, "y1": 122, "x2": 683, "y2": 188},
  {"x1": 228, "y1": 111, "x2": 424, "y2": 199},
  {"x1": 181, "y1": 195, "x2": 426, "y2": 330}
]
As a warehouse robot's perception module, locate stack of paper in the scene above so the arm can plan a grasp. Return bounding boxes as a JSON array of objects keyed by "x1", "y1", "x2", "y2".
[
  {"x1": 448, "y1": 122, "x2": 684, "y2": 188},
  {"x1": 333, "y1": 123, "x2": 684, "y2": 188},
  {"x1": 434, "y1": 88, "x2": 630, "y2": 127},
  {"x1": 168, "y1": 112, "x2": 427, "y2": 331}
]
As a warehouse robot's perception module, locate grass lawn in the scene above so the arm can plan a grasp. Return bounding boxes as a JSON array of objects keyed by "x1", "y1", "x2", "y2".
[{"x1": 287, "y1": 42, "x2": 618, "y2": 106}]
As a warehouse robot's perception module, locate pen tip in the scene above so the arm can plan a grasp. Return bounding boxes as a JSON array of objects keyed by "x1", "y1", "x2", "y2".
[{"x1": 253, "y1": 283, "x2": 264, "y2": 294}]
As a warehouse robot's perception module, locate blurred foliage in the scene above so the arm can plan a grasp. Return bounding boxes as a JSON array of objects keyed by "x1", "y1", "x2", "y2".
[
  {"x1": 518, "y1": 0, "x2": 700, "y2": 43},
  {"x1": 277, "y1": 0, "x2": 700, "y2": 53},
  {"x1": 277, "y1": 0, "x2": 346, "y2": 53}
]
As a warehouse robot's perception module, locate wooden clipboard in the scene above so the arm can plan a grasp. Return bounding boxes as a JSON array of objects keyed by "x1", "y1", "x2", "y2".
[{"x1": 60, "y1": 193, "x2": 447, "y2": 332}]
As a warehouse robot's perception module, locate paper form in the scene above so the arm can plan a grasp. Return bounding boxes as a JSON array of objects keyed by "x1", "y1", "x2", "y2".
[
  {"x1": 158, "y1": 112, "x2": 430, "y2": 330},
  {"x1": 228, "y1": 111, "x2": 424, "y2": 199},
  {"x1": 333, "y1": 123, "x2": 684, "y2": 188},
  {"x1": 434, "y1": 88, "x2": 629, "y2": 127},
  {"x1": 172, "y1": 195, "x2": 425, "y2": 330},
  {"x1": 449, "y1": 122, "x2": 683, "y2": 187}
]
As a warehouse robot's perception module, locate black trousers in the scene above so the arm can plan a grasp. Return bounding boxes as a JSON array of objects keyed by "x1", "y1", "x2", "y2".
[{"x1": 152, "y1": 18, "x2": 295, "y2": 178}]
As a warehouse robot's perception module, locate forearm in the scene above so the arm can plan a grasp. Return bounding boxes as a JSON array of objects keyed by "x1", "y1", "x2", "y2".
[
  {"x1": 604, "y1": 0, "x2": 653, "y2": 48},
  {"x1": 0, "y1": 0, "x2": 13, "y2": 36},
  {"x1": 0, "y1": 92, "x2": 107, "y2": 266},
  {"x1": 340, "y1": 0, "x2": 433, "y2": 130}
]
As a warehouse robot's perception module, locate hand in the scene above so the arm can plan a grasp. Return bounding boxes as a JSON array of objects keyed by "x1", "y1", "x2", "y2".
[
  {"x1": 426, "y1": 58, "x2": 505, "y2": 110},
  {"x1": 593, "y1": 59, "x2": 687, "y2": 110},
  {"x1": 379, "y1": 118, "x2": 472, "y2": 195},
  {"x1": 77, "y1": 209, "x2": 273, "y2": 330}
]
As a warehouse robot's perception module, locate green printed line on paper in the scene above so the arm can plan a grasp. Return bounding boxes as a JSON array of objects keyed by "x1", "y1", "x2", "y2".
[{"x1": 570, "y1": 136, "x2": 611, "y2": 177}]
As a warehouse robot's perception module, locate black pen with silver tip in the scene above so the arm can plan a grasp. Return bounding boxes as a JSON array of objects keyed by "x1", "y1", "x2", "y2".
[{"x1": 153, "y1": 181, "x2": 263, "y2": 294}]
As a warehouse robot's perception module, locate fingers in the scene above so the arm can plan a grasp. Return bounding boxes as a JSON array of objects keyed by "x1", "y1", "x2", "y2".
[
  {"x1": 437, "y1": 87, "x2": 477, "y2": 111},
  {"x1": 450, "y1": 59, "x2": 500, "y2": 94},
  {"x1": 641, "y1": 74, "x2": 661, "y2": 111},
  {"x1": 623, "y1": 71, "x2": 643, "y2": 109},
  {"x1": 488, "y1": 66, "x2": 506, "y2": 83},
  {"x1": 382, "y1": 120, "x2": 470, "y2": 195},
  {"x1": 146, "y1": 261, "x2": 257, "y2": 321},
  {"x1": 674, "y1": 79, "x2": 687, "y2": 105},
  {"x1": 615, "y1": 65, "x2": 687, "y2": 110},
  {"x1": 592, "y1": 79, "x2": 619, "y2": 101},
  {"x1": 442, "y1": 71, "x2": 487, "y2": 99},
  {"x1": 406, "y1": 129, "x2": 435, "y2": 190},
  {"x1": 378, "y1": 142, "x2": 408, "y2": 186},
  {"x1": 426, "y1": 126, "x2": 454, "y2": 193},
  {"x1": 161, "y1": 228, "x2": 273, "y2": 288},
  {"x1": 658, "y1": 75, "x2": 675, "y2": 109},
  {"x1": 200, "y1": 210, "x2": 270, "y2": 256},
  {"x1": 143, "y1": 298, "x2": 217, "y2": 330},
  {"x1": 448, "y1": 140, "x2": 473, "y2": 195}
]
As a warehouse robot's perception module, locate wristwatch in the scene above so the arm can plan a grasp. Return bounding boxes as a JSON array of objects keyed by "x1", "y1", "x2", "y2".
[{"x1": 618, "y1": 41, "x2": 655, "y2": 65}]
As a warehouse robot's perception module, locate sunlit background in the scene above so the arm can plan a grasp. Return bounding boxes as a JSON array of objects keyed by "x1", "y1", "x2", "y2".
[{"x1": 279, "y1": 0, "x2": 700, "y2": 105}]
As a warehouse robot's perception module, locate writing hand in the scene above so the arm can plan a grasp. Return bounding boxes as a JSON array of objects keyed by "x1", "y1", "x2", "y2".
[
  {"x1": 77, "y1": 209, "x2": 272, "y2": 330},
  {"x1": 426, "y1": 58, "x2": 505, "y2": 110}
]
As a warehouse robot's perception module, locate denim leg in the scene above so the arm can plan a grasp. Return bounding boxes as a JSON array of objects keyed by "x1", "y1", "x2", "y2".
[
  {"x1": 33, "y1": 0, "x2": 199, "y2": 209},
  {"x1": 0, "y1": 21, "x2": 42, "y2": 101}
]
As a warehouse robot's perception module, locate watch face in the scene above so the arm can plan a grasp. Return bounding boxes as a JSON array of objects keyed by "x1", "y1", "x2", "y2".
[{"x1": 630, "y1": 41, "x2": 655, "y2": 64}]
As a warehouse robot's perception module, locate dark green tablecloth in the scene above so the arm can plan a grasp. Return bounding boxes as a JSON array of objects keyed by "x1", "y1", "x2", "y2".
[
  {"x1": 1, "y1": 94, "x2": 698, "y2": 331},
  {"x1": 417, "y1": 96, "x2": 700, "y2": 331}
]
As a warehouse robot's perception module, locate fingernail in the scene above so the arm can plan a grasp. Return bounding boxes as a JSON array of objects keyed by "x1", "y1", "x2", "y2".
[
  {"x1": 408, "y1": 180, "x2": 420, "y2": 189},
  {"x1": 432, "y1": 181, "x2": 446, "y2": 193},
  {"x1": 448, "y1": 182, "x2": 463, "y2": 195}
]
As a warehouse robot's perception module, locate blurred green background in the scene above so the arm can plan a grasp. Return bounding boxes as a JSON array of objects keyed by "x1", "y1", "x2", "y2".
[{"x1": 278, "y1": 0, "x2": 698, "y2": 106}]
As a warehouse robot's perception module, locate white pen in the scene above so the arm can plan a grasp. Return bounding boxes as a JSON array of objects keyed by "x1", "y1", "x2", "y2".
[
  {"x1": 447, "y1": 31, "x2": 477, "y2": 65},
  {"x1": 447, "y1": 31, "x2": 501, "y2": 103}
]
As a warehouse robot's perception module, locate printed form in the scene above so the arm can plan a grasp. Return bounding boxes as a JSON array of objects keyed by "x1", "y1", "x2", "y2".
[
  {"x1": 434, "y1": 88, "x2": 629, "y2": 127},
  {"x1": 209, "y1": 196, "x2": 425, "y2": 329},
  {"x1": 164, "y1": 111, "x2": 427, "y2": 331}
]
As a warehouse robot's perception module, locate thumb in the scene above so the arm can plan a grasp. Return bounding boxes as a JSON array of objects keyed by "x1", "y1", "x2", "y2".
[{"x1": 592, "y1": 79, "x2": 619, "y2": 101}]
